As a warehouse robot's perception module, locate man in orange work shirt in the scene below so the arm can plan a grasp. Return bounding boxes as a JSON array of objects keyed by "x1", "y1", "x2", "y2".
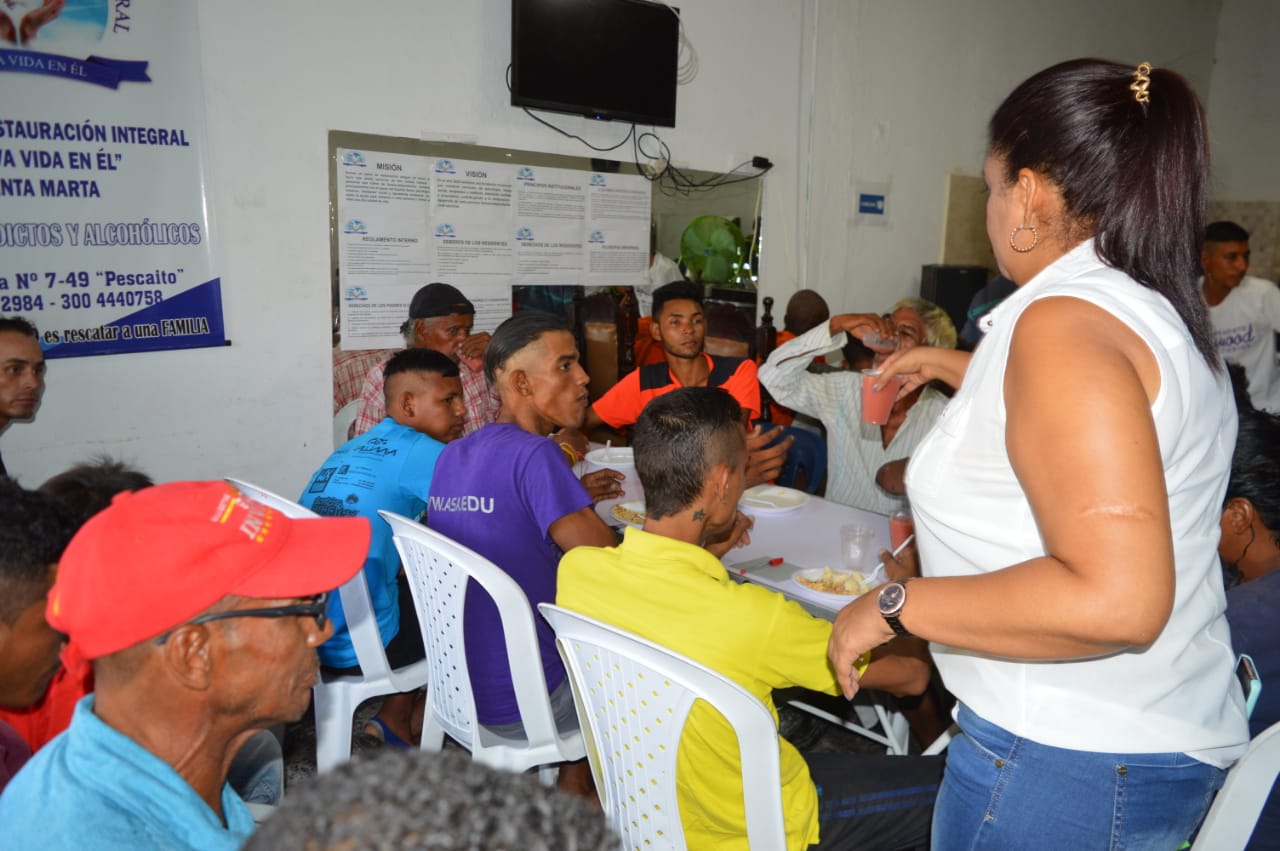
[{"x1": 584, "y1": 281, "x2": 789, "y2": 484}]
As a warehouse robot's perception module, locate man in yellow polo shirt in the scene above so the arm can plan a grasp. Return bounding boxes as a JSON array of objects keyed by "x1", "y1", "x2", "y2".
[{"x1": 558, "y1": 387, "x2": 942, "y2": 851}]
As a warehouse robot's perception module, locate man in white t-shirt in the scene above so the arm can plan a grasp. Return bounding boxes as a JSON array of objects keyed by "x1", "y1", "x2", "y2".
[{"x1": 1201, "y1": 220, "x2": 1280, "y2": 413}]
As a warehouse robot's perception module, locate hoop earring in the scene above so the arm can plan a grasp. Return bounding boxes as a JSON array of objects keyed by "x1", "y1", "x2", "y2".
[{"x1": 1010, "y1": 225, "x2": 1038, "y2": 253}]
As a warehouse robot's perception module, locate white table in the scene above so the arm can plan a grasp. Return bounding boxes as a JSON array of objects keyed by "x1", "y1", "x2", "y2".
[
  {"x1": 579, "y1": 440, "x2": 891, "y2": 616},
  {"x1": 573, "y1": 443, "x2": 645, "y2": 526},
  {"x1": 731, "y1": 492, "x2": 910, "y2": 754},
  {"x1": 590, "y1": 477, "x2": 912, "y2": 754},
  {"x1": 727, "y1": 493, "x2": 891, "y2": 617}
]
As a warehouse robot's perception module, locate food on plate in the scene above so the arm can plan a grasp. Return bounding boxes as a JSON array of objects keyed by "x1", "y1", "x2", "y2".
[
  {"x1": 611, "y1": 503, "x2": 646, "y2": 526},
  {"x1": 794, "y1": 567, "x2": 872, "y2": 596}
]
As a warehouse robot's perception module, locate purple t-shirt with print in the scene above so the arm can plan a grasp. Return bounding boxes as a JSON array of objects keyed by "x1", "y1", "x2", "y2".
[{"x1": 427, "y1": 422, "x2": 592, "y2": 726}]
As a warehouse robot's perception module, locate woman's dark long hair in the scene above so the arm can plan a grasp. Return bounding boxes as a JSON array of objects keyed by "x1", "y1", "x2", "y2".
[{"x1": 989, "y1": 58, "x2": 1218, "y2": 368}]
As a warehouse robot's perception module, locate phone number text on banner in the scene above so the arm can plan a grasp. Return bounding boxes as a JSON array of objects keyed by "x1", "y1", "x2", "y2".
[{"x1": 0, "y1": 0, "x2": 225, "y2": 358}]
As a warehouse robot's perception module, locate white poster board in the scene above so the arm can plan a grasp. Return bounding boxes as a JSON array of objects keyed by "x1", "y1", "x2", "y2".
[
  {"x1": 336, "y1": 147, "x2": 651, "y2": 350},
  {"x1": 0, "y1": 0, "x2": 225, "y2": 357}
]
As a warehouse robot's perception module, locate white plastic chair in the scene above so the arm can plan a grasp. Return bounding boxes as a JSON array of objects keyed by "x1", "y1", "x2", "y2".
[
  {"x1": 539, "y1": 603, "x2": 788, "y2": 850},
  {"x1": 732, "y1": 574, "x2": 912, "y2": 754},
  {"x1": 333, "y1": 399, "x2": 360, "y2": 448},
  {"x1": 225, "y1": 479, "x2": 430, "y2": 773},
  {"x1": 1192, "y1": 718, "x2": 1280, "y2": 850},
  {"x1": 380, "y1": 510, "x2": 586, "y2": 778},
  {"x1": 785, "y1": 694, "x2": 912, "y2": 755},
  {"x1": 922, "y1": 723, "x2": 958, "y2": 756}
]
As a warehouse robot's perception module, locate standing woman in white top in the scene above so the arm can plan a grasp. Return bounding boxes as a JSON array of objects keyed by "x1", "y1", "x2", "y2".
[{"x1": 828, "y1": 58, "x2": 1250, "y2": 849}]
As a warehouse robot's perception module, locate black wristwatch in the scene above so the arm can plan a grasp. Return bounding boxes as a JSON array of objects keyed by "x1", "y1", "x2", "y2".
[{"x1": 877, "y1": 579, "x2": 913, "y2": 638}]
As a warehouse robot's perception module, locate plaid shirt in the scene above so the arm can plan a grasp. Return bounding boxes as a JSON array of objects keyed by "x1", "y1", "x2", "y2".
[
  {"x1": 333, "y1": 347, "x2": 396, "y2": 414},
  {"x1": 350, "y1": 354, "x2": 500, "y2": 439}
]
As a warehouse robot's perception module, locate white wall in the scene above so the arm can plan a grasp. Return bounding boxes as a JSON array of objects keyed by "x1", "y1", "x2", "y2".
[
  {"x1": 1206, "y1": 0, "x2": 1280, "y2": 199},
  {"x1": 800, "y1": 0, "x2": 1222, "y2": 314},
  {"x1": 7, "y1": 0, "x2": 1255, "y2": 491},
  {"x1": 5, "y1": 0, "x2": 805, "y2": 492}
]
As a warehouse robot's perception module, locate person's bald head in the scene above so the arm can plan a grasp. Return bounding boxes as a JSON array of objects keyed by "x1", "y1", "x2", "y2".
[{"x1": 783, "y1": 290, "x2": 830, "y2": 336}]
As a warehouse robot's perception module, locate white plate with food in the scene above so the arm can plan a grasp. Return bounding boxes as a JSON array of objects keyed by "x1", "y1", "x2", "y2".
[
  {"x1": 739, "y1": 485, "x2": 809, "y2": 514},
  {"x1": 610, "y1": 500, "x2": 647, "y2": 529},
  {"x1": 789, "y1": 566, "x2": 879, "y2": 605}
]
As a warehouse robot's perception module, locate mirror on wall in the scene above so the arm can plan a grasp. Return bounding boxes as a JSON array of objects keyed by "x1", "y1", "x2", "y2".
[{"x1": 327, "y1": 130, "x2": 768, "y2": 444}]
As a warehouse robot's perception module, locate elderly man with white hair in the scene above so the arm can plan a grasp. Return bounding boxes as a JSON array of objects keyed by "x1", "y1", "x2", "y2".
[{"x1": 759, "y1": 297, "x2": 957, "y2": 513}]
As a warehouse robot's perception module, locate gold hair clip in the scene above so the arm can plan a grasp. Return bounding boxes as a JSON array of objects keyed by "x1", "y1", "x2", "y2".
[{"x1": 1130, "y1": 62, "x2": 1152, "y2": 104}]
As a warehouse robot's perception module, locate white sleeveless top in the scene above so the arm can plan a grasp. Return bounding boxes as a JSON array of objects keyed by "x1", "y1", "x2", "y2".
[{"x1": 905, "y1": 240, "x2": 1249, "y2": 764}]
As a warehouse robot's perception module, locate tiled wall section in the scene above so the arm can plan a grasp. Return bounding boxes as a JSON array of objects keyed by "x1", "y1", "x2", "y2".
[{"x1": 1208, "y1": 200, "x2": 1280, "y2": 282}]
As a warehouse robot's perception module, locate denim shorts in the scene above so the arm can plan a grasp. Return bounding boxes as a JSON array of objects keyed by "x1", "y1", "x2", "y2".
[
  {"x1": 932, "y1": 704, "x2": 1225, "y2": 850},
  {"x1": 483, "y1": 679, "x2": 579, "y2": 740},
  {"x1": 226, "y1": 729, "x2": 283, "y2": 806}
]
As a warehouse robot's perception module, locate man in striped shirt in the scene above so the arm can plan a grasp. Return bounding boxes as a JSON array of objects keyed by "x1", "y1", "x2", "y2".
[{"x1": 759, "y1": 298, "x2": 956, "y2": 513}]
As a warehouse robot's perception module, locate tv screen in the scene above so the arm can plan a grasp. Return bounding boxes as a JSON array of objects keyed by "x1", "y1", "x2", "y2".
[{"x1": 511, "y1": 0, "x2": 679, "y2": 128}]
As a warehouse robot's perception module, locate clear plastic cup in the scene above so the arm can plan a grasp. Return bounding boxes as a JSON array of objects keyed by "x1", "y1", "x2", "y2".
[
  {"x1": 863, "y1": 330, "x2": 899, "y2": 354},
  {"x1": 840, "y1": 523, "x2": 876, "y2": 571}
]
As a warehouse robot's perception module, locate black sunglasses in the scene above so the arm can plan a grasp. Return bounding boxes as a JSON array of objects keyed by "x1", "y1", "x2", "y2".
[{"x1": 155, "y1": 591, "x2": 331, "y2": 645}]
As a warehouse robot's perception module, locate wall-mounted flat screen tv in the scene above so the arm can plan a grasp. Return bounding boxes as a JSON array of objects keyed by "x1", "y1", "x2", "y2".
[{"x1": 511, "y1": 0, "x2": 679, "y2": 128}]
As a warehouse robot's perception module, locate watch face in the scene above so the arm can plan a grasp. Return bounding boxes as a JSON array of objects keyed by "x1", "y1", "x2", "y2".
[{"x1": 878, "y1": 582, "x2": 906, "y2": 614}]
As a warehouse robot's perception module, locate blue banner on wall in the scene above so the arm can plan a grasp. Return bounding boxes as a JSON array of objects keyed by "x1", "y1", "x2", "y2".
[{"x1": 0, "y1": 0, "x2": 226, "y2": 358}]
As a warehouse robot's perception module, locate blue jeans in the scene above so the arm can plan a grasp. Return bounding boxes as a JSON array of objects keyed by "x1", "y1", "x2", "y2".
[
  {"x1": 933, "y1": 704, "x2": 1225, "y2": 850},
  {"x1": 226, "y1": 729, "x2": 283, "y2": 806}
]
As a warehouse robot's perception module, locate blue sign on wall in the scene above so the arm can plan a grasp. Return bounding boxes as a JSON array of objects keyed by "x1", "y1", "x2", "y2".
[{"x1": 858, "y1": 193, "x2": 886, "y2": 215}]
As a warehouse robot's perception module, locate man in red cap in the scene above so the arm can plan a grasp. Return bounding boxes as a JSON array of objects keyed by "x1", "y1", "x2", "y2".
[
  {"x1": 0, "y1": 481, "x2": 370, "y2": 850},
  {"x1": 350, "y1": 282, "x2": 500, "y2": 438}
]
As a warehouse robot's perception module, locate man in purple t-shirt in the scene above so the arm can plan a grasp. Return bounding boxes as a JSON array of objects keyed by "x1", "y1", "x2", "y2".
[{"x1": 428, "y1": 311, "x2": 616, "y2": 797}]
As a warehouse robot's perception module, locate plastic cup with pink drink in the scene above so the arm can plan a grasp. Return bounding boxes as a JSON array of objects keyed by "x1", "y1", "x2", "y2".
[
  {"x1": 861, "y1": 369, "x2": 902, "y2": 425},
  {"x1": 889, "y1": 510, "x2": 914, "y2": 550}
]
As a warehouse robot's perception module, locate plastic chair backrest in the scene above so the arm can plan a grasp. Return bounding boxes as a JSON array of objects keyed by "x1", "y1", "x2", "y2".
[
  {"x1": 1191, "y1": 718, "x2": 1280, "y2": 849},
  {"x1": 539, "y1": 603, "x2": 787, "y2": 850},
  {"x1": 775, "y1": 425, "x2": 827, "y2": 494},
  {"x1": 334, "y1": 399, "x2": 360, "y2": 448},
  {"x1": 224, "y1": 478, "x2": 391, "y2": 679},
  {"x1": 380, "y1": 510, "x2": 569, "y2": 765}
]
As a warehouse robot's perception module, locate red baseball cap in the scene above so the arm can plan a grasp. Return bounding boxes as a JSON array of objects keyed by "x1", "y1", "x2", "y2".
[{"x1": 47, "y1": 480, "x2": 370, "y2": 660}]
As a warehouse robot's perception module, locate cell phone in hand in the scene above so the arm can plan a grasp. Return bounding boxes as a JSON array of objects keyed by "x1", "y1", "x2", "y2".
[{"x1": 1237, "y1": 654, "x2": 1261, "y2": 719}]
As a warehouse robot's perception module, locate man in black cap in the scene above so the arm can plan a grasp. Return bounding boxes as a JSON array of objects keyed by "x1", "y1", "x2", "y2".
[{"x1": 351, "y1": 283, "x2": 500, "y2": 438}]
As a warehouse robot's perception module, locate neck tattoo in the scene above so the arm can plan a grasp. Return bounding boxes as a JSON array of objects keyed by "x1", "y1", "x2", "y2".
[{"x1": 692, "y1": 509, "x2": 706, "y2": 521}]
